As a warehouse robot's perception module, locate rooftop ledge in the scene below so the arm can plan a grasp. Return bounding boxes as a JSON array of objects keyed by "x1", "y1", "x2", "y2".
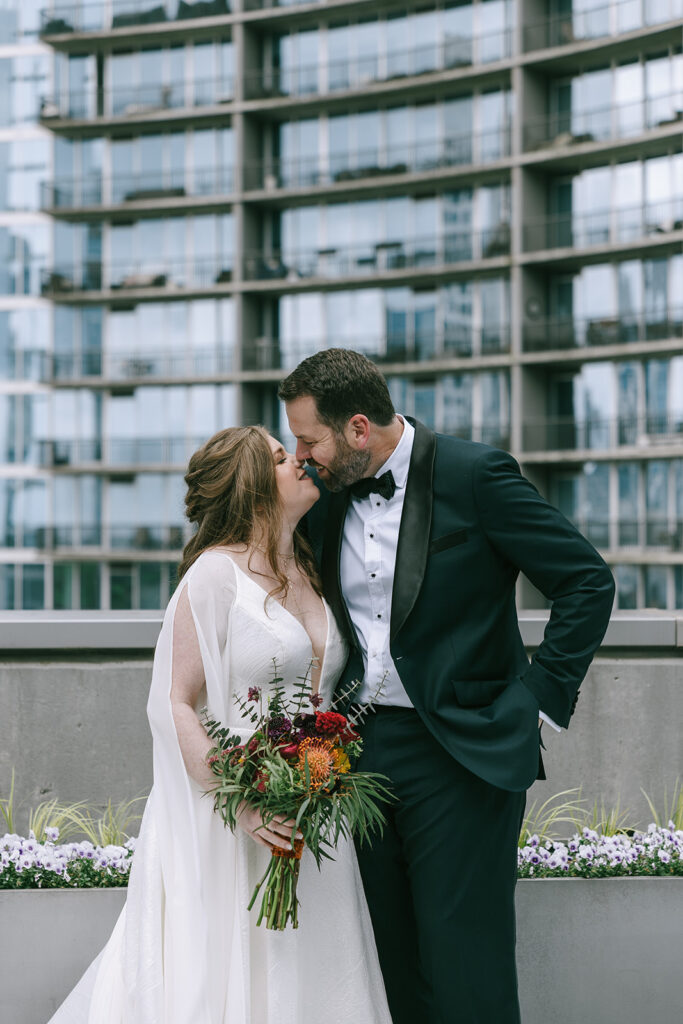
[{"x1": 0, "y1": 611, "x2": 681, "y2": 651}]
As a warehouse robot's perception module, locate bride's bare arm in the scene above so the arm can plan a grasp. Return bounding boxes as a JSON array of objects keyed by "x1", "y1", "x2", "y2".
[
  {"x1": 170, "y1": 584, "x2": 302, "y2": 851},
  {"x1": 170, "y1": 586, "x2": 216, "y2": 792}
]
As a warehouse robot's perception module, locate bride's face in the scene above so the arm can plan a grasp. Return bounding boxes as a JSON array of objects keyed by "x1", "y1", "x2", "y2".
[{"x1": 267, "y1": 435, "x2": 320, "y2": 519}]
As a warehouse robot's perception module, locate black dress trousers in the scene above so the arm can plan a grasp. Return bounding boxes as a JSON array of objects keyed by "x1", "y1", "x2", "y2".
[{"x1": 354, "y1": 706, "x2": 526, "y2": 1024}]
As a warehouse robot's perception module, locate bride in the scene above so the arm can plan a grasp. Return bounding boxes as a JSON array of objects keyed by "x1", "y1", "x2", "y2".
[{"x1": 48, "y1": 425, "x2": 392, "y2": 1024}]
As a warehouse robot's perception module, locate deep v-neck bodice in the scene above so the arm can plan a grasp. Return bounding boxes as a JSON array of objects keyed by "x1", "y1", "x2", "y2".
[{"x1": 217, "y1": 552, "x2": 331, "y2": 692}]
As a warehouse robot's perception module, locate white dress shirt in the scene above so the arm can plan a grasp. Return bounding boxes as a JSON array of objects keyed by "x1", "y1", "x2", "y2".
[
  {"x1": 340, "y1": 416, "x2": 561, "y2": 730},
  {"x1": 341, "y1": 417, "x2": 415, "y2": 706}
]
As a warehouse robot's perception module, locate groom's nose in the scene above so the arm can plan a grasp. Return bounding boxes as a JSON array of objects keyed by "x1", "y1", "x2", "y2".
[{"x1": 295, "y1": 438, "x2": 310, "y2": 461}]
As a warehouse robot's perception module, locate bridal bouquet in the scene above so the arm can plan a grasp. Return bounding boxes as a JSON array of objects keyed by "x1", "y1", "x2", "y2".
[{"x1": 201, "y1": 671, "x2": 391, "y2": 931}]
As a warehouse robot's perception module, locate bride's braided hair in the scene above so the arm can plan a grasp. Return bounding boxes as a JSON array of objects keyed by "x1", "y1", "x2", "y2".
[{"x1": 178, "y1": 426, "x2": 321, "y2": 599}]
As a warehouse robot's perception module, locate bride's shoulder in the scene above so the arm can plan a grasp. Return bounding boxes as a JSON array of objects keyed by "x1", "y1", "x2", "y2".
[{"x1": 185, "y1": 547, "x2": 240, "y2": 592}]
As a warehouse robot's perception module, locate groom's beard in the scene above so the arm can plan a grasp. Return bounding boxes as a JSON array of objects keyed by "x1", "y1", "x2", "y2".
[{"x1": 308, "y1": 435, "x2": 371, "y2": 492}]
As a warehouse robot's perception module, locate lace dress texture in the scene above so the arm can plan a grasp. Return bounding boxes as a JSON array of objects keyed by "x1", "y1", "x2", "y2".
[{"x1": 47, "y1": 550, "x2": 392, "y2": 1024}]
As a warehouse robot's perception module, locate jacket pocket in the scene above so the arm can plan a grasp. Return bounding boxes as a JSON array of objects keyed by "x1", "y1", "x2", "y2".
[{"x1": 430, "y1": 528, "x2": 468, "y2": 554}]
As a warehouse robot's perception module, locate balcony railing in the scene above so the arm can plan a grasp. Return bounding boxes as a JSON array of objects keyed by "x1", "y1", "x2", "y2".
[
  {"x1": 40, "y1": 256, "x2": 233, "y2": 296},
  {"x1": 4, "y1": 524, "x2": 186, "y2": 551},
  {"x1": 559, "y1": 517, "x2": 683, "y2": 551},
  {"x1": 40, "y1": 0, "x2": 231, "y2": 36},
  {"x1": 523, "y1": 413, "x2": 683, "y2": 452},
  {"x1": 242, "y1": 0, "x2": 326, "y2": 8},
  {"x1": 51, "y1": 347, "x2": 235, "y2": 380},
  {"x1": 523, "y1": 0, "x2": 683, "y2": 52},
  {"x1": 246, "y1": 128, "x2": 512, "y2": 191},
  {"x1": 244, "y1": 226, "x2": 511, "y2": 282},
  {"x1": 37, "y1": 436, "x2": 209, "y2": 467},
  {"x1": 524, "y1": 91, "x2": 683, "y2": 152},
  {"x1": 523, "y1": 307, "x2": 683, "y2": 353},
  {"x1": 41, "y1": 166, "x2": 235, "y2": 210},
  {"x1": 0, "y1": 349, "x2": 52, "y2": 382},
  {"x1": 524, "y1": 199, "x2": 683, "y2": 252},
  {"x1": 242, "y1": 330, "x2": 511, "y2": 371},
  {"x1": 39, "y1": 74, "x2": 234, "y2": 122},
  {"x1": 246, "y1": 31, "x2": 512, "y2": 100}
]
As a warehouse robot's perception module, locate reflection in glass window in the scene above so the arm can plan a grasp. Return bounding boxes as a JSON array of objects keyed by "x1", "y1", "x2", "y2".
[
  {"x1": 110, "y1": 564, "x2": 133, "y2": 609},
  {"x1": 22, "y1": 563, "x2": 44, "y2": 609},
  {"x1": 0, "y1": 54, "x2": 51, "y2": 126},
  {"x1": 0, "y1": 137, "x2": 50, "y2": 211},
  {"x1": 615, "y1": 565, "x2": 638, "y2": 609},
  {"x1": 0, "y1": 562, "x2": 15, "y2": 608},
  {"x1": 442, "y1": 375, "x2": 473, "y2": 437},
  {"x1": 0, "y1": 308, "x2": 49, "y2": 380},
  {"x1": 644, "y1": 565, "x2": 668, "y2": 608},
  {"x1": 618, "y1": 463, "x2": 639, "y2": 544}
]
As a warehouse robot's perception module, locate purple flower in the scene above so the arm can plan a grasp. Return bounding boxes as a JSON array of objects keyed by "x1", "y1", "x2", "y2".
[
  {"x1": 658, "y1": 850, "x2": 671, "y2": 864},
  {"x1": 247, "y1": 687, "x2": 261, "y2": 702},
  {"x1": 267, "y1": 715, "x2": 292, "y2": 741}
]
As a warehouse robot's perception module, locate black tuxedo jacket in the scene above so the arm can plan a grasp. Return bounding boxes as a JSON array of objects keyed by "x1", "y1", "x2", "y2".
[{"x1": 305, "y1": 419, "x2": 615, "y2": 792}]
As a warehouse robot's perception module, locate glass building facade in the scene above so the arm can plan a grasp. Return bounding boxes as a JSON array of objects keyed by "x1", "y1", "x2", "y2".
[{"x1": 0, "y1": 0, "x2": 681, "y2": 610}]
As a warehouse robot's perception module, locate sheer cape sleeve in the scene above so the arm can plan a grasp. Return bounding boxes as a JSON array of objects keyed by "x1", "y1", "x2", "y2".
[{"x1": 129, "y1": 552, "x2": 247, "y2": 1023}]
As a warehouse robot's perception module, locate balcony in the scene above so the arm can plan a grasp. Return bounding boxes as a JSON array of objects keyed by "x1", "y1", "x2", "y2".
[
  {"x1": 523, "y1": 91, "x2": 683, "y2": 154},
  {"x1": 245, "y1": 128, "x2": 512, "y2": 192},
  {"x1": 243, "y1": 226, "x2": 511, "y2": 284},
  {"x1": 36, "y1": 436, "x2": 208, "y2": 468},
  {"x1": 38, "y1": 75, "x2": 234, "y2": 128},
  {"x1": 40, "y1": 0, "x2": 231, "y2": 37},
  {"x1": 245, "y1": 30, "x2": 513, "y2": 102},
  {"x1": 523, "y1": 413, "x2": 683, "y2": 453},
  {"x1": 0, "y1": 349, "x2": 52, "y2": 382},
  {"x1": 40, "y1": 256, "x2": 233, "y2": 299},
  {"x1": 0, "y1": 524, "x2": 185, "y2": 552},
  {"x1": 551, "y1": 517, "x2": 683, "y2": 552},
  {"x1": 522, "y1": 307, "x2": 683, "y2": 354},
  {"x1": 51, "y1": 347, "x2": 235, "y2": 382},
  {"x1": 242, "y1": 329, "x2": 511, "y2": 372},
  {"x1": 40, "y1": 166, "x2": 235, "y2": 214},
  {"x1": 523, "y1": 0, "x2": 683, "y2": 53},
  {"x1": 523, "y1": 199, "x2": 683, "y2": 254}
]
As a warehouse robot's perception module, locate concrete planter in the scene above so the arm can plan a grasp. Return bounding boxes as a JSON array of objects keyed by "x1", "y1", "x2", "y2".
[{"x1": 1, "y1": 878, "x2": 681, "y2": 1023}]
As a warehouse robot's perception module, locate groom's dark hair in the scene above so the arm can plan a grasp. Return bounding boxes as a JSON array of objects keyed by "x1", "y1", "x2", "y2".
[{"x1": 278, "y1": 348, "x2": 395, "y2": 432}]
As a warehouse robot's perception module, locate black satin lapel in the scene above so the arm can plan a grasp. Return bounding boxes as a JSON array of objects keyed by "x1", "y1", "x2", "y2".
[
  {"x1": 320, "y1": 489, "x2": 358, "y2": 647},
  {"x1": 391, "y1": 419, "x2": 436, "y2": 641}
]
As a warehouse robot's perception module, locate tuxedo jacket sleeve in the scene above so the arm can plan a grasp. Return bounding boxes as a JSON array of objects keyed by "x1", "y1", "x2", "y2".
[{"x1": 472, "y1": 446, "x2": 615, "y2": 728}]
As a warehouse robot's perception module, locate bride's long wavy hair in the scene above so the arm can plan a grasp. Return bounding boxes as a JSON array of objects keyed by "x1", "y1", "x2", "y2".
[{"x1": 178, "y1": 425, "x2": 321, "y2": 599}]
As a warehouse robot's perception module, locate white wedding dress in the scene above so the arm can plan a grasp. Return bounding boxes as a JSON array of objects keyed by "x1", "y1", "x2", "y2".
[{"x1": 48, "y1": 550, "x2": 392, "y2": 1024}]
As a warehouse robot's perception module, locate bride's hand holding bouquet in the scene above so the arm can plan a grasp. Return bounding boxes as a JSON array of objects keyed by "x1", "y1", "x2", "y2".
[{"x1": 201, "y1": 670, "x2": 391, "y2": 931}]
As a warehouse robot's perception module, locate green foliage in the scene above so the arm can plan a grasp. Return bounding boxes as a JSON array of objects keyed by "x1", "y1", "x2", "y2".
[
  {"x1": 28, "y1": 799, "x2": 91, "y2": 843},
  {"x1": 641, "y1": 778, "x2": 683, "y2": 830},
  {"x1": 570, "y1": 795, "x2": 636, "y2": 837},
  {"x1": 59, "y1": 797, "x2": 146, "y2": 846},
  {"x1": 0, "y1": 768, "x2": 16, "y2": 833},
  {"x1": 518, "y1": 788, "x2": 586, "y2": 847}
]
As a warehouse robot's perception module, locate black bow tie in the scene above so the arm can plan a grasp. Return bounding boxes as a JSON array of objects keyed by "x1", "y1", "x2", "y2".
[{"x1": 350, "y1": 471, "x2": 396, "y2": 501}]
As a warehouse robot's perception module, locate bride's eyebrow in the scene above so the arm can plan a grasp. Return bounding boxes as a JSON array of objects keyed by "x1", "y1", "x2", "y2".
[{"x1": 273, "y1": 445, "x2": 286, "y2": 460}]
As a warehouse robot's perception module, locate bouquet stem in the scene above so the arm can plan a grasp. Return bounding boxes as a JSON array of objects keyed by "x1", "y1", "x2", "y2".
[{"x1": 248, "y1": 839, "x2": 304, "y2": 930}]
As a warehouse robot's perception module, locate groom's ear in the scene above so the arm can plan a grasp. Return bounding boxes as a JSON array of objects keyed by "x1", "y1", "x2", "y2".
[{"x1": 345, "y1": 414, "x2": 371, "y2": 449}]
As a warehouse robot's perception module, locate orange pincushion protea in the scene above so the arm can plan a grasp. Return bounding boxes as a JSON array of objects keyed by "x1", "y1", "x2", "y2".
[{"x1": 297, "y1": 737, "x2": 334, "y2": 788}]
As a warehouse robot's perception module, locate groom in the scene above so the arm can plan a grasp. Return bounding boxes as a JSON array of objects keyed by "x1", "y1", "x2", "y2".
[{"x1": 279, "y1": 349, "x2": 614, "y2": 1024}]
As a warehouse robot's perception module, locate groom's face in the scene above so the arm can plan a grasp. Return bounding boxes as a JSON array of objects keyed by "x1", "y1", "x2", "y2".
[{"x1": 285, "y1": 396, "x2": 370, "y2": 492}]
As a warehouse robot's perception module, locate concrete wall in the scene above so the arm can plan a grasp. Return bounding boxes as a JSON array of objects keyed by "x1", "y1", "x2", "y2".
[
  {"x1": 3, "y1": 879, "x2": 682, "y2": 1024},
  {"x1": 1, "y1": 613, "x2": 682, "y2": 832}
]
